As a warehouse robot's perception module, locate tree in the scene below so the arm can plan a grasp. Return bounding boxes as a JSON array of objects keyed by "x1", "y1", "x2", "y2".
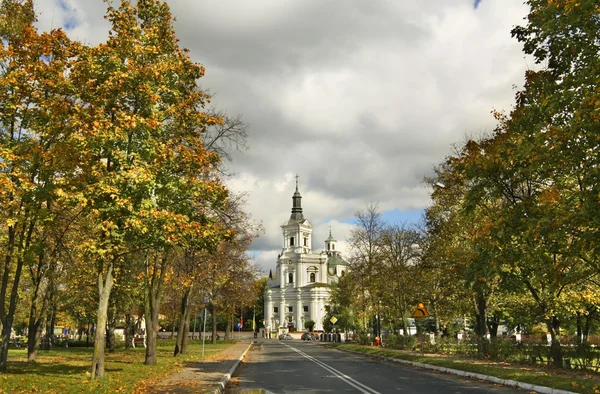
[
  {"x1": 347, "y1": 204, "x2": 385, "y2": 336},
  {"x1": 425, "y1": 142, "x2": 507, "y2": 355},
  {"x1": 507, "y1": 1, "x2": 600, "y2": 366},
  {"x1": 0, "y1": 0, "x2": 80, "y2": 370},
  {"x1": 64, "y1": 0, "x2": 228, "y2": 376}
]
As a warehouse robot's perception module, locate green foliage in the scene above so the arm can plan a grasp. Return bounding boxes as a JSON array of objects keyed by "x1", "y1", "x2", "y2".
[
  {"x1": 1, "y1": 340, "x2": 235, "y2": 393},
  {"x1": 384, "y1": 333, "x2": 417, "y2": 350},
  {"x1": 304, "y1": 320, "x2": 315, "y2": 332},
  {"x1": 0, "y1": 0, "x2": 254, "y2": 376},
  {"x1": 422, "y1": 0, "x2": 600, "y2": 368}
]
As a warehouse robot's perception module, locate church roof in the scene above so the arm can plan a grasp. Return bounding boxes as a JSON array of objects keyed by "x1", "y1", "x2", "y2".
[
  {"x1": 327, "y1": 253, "x2": 346, "y2": 266},
  {"x1": 325, "y1": 228, "x2": 336, "y2": 242}
]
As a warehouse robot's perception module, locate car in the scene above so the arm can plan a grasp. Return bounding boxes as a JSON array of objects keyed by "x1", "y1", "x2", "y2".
[
  {"x1": 301, "y1": 333, "x2": 316, "y2": 341},
  {"x1": 278, "y1": 333, "x2": 293, "y2": 340}
]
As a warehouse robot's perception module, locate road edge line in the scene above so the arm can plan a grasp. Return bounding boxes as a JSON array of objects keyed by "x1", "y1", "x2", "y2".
[
  {"x1": 334, "y1": 347, "x2": 577, "y2": 394},
  {"x1": 210, "y1": 341, "x2": 253, "y2": 394}
]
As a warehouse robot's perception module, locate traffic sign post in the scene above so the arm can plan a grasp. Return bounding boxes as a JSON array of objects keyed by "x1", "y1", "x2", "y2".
[
  {"x1": 412, "y1": 302, "x2": 430, "y2": 355},
  {"x1": 330, "y1": 316, "x2": 337, "y2": 342}
]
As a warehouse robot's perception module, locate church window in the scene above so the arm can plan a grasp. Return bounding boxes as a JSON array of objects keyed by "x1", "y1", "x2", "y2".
[
  {"x1": 309, "y1": 272, "x2": 315, "y2": 282},
  {"x1": 303, "y1": 305, "x2": 308, "y2": 312},
  {"x1": 327, "y1": 244, "x2": 330, "y2": 250},
  {"x1": 288, "y1": 273, "x2": 293, "y2": 283},
  {"x1": 332, "y1": 244, "x2": 335, "y2": 250},
  {"x1": 304, "y1": 237, "x2": 308, "y2": 246},
  {"x1": 341, "y1": 270, "x2": 345, "y2": 277},
  {"x1": 274, "y1": 307, "x2": 278, "y2": 313},
  {"x1": 290, "y1": 237, "x2": 294, "y2": 246},
  {"x1": 288, "y1": 306, "x2": 293, "y2": 313}
]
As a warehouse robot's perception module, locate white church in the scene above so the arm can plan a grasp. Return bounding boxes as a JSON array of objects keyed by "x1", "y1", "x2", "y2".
[{"x1": 264, "y1": 180, "x2": 348, "y2": 334}]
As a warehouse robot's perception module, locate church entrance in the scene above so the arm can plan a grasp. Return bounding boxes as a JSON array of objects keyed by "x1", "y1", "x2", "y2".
[{"x1": 287, "y1": 316, "x2": 295, "y2": 332}]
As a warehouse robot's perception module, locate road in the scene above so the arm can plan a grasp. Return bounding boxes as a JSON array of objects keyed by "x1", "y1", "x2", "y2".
[{"x1": 226, "y1": 339, "x2": 523, "y2": 393}]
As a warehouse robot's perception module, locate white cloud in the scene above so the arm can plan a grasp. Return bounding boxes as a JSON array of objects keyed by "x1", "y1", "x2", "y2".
[{"x1": 34, "y1": 0, "x2": 531, "y2": 275}]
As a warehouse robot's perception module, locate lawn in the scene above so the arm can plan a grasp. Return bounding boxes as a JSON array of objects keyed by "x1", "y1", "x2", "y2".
[
  {"x1": 330, "y1": 343, "x2": 600, "y2": 394},
  {"x1": 0, "y1": 340, "x2": 233, "y2": 394}
]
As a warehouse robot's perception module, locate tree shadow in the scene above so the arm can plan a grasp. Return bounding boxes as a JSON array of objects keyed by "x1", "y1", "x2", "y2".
[{"x1": 6, "y1": 361, "x2": 88, "y2": 376}]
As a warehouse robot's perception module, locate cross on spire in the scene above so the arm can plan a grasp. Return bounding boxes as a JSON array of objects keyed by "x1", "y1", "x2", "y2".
[{"x1": 295, "y1": 174, "x2": 299, "y2": 190}]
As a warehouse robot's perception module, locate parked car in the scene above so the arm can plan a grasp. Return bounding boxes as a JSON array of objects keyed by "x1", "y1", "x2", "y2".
[
  {"x1": 278, "y1": 333, "x2": 293, "y2": 340},
  {"x1": 301, "y1": 333, "x2": 315, "y2": 341}
]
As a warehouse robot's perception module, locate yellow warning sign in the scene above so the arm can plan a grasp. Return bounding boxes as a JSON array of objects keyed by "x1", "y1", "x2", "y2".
[{"x1": 412, "y1": 302, "x2": 430, "y2": 318}]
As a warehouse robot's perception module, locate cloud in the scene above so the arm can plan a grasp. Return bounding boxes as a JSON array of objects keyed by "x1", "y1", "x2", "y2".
[{"x1": 34, "y1": 0, "x2": 531, "y2": 275}]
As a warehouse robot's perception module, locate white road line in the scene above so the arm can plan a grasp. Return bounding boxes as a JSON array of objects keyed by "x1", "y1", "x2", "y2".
[{"x1": 282, "y1": 343, "x2": 381, "y2": 394}]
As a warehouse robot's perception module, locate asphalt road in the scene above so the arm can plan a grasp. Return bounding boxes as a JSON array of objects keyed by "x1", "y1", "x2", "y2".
[{"x1": 226, "y1": 339, "x2": 523, "y2": 393}]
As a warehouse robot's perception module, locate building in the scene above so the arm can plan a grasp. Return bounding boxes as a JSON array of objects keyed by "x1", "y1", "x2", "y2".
[{"x1": 264, "y1": 180, "x2": 347, "y2": 333}]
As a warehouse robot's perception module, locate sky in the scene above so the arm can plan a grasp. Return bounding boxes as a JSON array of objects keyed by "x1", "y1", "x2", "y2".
[{"x1": 35, "y1": 0, "x2": 531, "y2": 275}]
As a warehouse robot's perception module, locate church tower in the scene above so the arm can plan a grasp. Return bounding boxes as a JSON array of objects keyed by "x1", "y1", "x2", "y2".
[
  {"x1": 280, "y1": 175, "x2": 312, "y2": 255},
  {"x1": 324, "y1": 228, "x2": 336, "y2": 252},
  {"x1": 264, "y1": 176, "x2": 347, "y2": 336}
]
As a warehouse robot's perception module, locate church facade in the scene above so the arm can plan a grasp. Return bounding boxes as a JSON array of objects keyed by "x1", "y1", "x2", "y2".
[{"x1": 264, "y1": 181, "x2": 347, "y2": 333}]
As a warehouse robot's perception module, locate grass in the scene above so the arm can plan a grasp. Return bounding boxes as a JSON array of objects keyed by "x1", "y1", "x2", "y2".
[
  {"x1": 329, "y1": 343, "x2": 600, "y2": 394},
  {"x1": 0, "y1": 340, "x2": 234, "y2": 394}
]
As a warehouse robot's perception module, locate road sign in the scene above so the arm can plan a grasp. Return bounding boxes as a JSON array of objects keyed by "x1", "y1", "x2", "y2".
[
  {"x1": 330, "y1": 316, "x2": 338, "y2": 324},
  {"x1": 412, "y1": 302, "x2": 430, "y2": 318}
]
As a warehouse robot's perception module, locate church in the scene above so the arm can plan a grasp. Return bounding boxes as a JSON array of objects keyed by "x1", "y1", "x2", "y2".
[{"x1": 264, "y1": 180, "x2": 348, "y2": 334}]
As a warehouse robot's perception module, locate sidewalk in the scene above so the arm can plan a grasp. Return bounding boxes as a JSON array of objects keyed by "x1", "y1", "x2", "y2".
[{"x1": 149, "y1": 341, "x2": 253, "y2": 394}]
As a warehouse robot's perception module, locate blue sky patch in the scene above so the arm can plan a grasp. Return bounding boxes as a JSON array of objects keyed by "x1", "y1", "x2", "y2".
[
  {"x1": 57, "y1": 0, "x2": 78, "y2": 30},
  {"x1": 341, "y1": 208, "x2": 424, "y2": 226},
  {"x1": 474, "y1": 0, "x2": 483, "y2": 9}
]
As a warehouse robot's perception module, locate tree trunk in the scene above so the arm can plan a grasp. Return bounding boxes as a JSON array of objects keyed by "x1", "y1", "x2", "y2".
[
  {"x1": 85, "y1": 322, "x2": 91, "y2": 346},
  {"x1": 546, "y1": 316, "x2": 563, "y2": 368},
  {"x1": 211, "y1": 303, "x2": 217, "y2": 344},
  {"x1": 125, "y1": 313, "x2": 134, "y2": 350},
  {"x1": 27, "y1": 277, "x2": 49, "y2": 361},
  {"x1": 144, "y1": 252, "x2": 167, "y2": 365},
  {"x1": 27, "y1": 250, "x2": 52, "y2": 362},
  {"x1": 474, "y1": 290, "x2": 488, "y2": 355},
  {"x1": 90, "y1": 262, "x2": 114, "y2": 379},
  {"x1": 174, "y1": 286, "x2": 192, "y2": 356},
  {"x1": 0, "y1": 221, "x2": 33, "y2": 372},
  {"x1": 225, "y1": 317, "x2": 231, "y2": 340},
  {"x1": 181, "y1": 310, "x2": 190, "y2": 354},
  {"x1": 27, "y1": 306, "x2": 46, "y2": 361},
  {"x1": 583, "y1": 312, "x2": 592, "y2": 345},
  {"x1": 106, "y1": 320, "x2": 116, "y2": 354},
  {"x1": 42, "y1": 310, "x2": 55, "y2": 351},
  {"x1": 144, "y1": 309, "x2": 158, "y2": 365},
  {"x1": 576, "y1": 313, "x2": 583, "y2": 347},
  {"x1": 487, "y1": 313, "x2": 500, "y2": 338}
]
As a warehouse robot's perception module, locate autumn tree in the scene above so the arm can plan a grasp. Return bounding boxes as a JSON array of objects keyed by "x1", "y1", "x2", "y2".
[
  {"x1": 379, "y1": 223, "x2": 424, "y2": 336},
  {"x1": 0, "y1": 0, "x2": 83, "y2": 370},
  {"x1": 60, "y1": 0, "x2": 229, "y2": 376}
]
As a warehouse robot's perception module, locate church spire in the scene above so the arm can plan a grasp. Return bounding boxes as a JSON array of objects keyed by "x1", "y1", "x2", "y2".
[
  {"x1": 325, "y1": 226, "x2": 337, "y2": 252},
  {"x1": 290, "y1": 174, "x2": 304, "y2": 221}
]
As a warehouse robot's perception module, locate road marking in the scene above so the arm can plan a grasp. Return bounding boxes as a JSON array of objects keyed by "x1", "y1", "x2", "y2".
[{"x1": 282, "y1": 343, "x2": 380, "y2": 394}]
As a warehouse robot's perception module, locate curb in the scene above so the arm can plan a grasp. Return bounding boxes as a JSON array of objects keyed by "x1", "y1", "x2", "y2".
[
  {"x1": 208, "y1": 341, "x2": 253, "y2": 394},
  {"x1": 335, "y1": 347, "x2": 577, "y2": 394}
]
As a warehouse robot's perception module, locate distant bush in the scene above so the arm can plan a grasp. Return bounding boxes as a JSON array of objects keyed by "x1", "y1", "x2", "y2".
[{"x1": 384, "y1": 333, "x2": 417, "y2": 350}]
